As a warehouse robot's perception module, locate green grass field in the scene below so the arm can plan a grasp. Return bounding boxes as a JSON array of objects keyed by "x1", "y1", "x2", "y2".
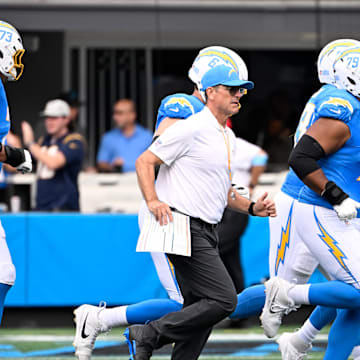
[{"x1": 0, "y1": 326, "x2": 336, "y2": 359}]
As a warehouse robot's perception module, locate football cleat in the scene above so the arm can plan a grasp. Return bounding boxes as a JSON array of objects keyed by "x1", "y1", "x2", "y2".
[
  {"x1": 73, "y1": 303, "x2": 108, "y2": 360},
  {"x1": 277, "y1": 332, "x2": 311, "y2": 360},
  {"x1": 124, "y1": 325, "x2": 153, "y2": 360},
  {"x1": 260, "y1": 277, "x2": 297, "y2": 338}
]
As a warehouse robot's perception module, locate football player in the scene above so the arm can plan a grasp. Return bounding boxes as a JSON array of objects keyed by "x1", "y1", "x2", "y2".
[
  {"x1": 261, "y1": 43, "x2": 360, "y2": 360},
  {"x1": 265, "y1": 39, "x2": 360, "y2": 359},
  {"x1": 226, "y1": 39, "x2": 360, "y2": 359},
  {"x1": 0, "y1": 20, "x2": 32, "y2": 325}
]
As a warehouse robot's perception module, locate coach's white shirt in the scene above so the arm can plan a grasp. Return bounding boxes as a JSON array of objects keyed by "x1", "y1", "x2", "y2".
[{"x1": 149, "y1": 106, "x2": 236, "y2": 224}]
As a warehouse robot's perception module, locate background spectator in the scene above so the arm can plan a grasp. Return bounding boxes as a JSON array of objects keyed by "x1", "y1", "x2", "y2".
[
  {"x1": 22, "y1": 99, "x2": 85, "y2": 211},
  {"x1": 97, "y1": 99, "x2": 152, "y2": 173}
]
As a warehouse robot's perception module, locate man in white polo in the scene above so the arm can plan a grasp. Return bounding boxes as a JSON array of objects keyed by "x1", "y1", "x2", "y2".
[{"x1": 125, "y1": 64, "x2": 276, "y2": 360}]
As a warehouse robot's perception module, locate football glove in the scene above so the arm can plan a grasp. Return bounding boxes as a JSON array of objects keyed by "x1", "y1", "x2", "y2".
[
  {"x1": 3, "y1": 144, "x2": 32, "y2": 173},
  {"x1": 333, "y1": 197, "x2": 360, "y2": 221}
]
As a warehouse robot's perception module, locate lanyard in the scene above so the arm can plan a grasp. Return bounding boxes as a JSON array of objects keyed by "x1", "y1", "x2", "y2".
[{"x1": 220, "y1": 126, "x2": 232, "y2": 182}]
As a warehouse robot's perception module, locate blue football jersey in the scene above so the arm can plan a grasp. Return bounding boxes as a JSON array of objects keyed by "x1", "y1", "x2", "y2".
[
  {"x1": 0, "y1": 81, "x2": 11, "y2": 172},
  {"x1": 282, "y1": 84, "x2": 360, "y2": 209},
  {"x1": 155, "y1": 93, "x2": 204, "y2": 130}
]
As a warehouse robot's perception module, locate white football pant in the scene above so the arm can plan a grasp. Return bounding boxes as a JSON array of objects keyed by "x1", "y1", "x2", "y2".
[{"x1": 0, "y1": 220, "x2": 15, "y2": 286}]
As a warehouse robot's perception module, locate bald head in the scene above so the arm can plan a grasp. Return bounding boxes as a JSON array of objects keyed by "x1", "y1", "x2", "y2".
[{"x1": 113, "y1": 99, "x2": 137, "y2": 130}]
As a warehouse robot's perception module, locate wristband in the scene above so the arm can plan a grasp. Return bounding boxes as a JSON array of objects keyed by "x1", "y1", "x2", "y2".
[
  {"x1": 321, "y1": 181, "x2": 349, "y2": 206},
  {"x1": 248, "y1": 201, "x2": 256, "y2": 216}
]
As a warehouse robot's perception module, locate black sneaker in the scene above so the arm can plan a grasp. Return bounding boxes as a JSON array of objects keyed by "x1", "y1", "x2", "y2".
[{"x1": 124, "y1": 325, "x2": 153, "y2": 360}]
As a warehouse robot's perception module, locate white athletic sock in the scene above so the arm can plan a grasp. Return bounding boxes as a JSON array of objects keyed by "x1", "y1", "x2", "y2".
[
  {"x1": 99, "y1": 306, "x2": 128, "y2": 328},
  {"x1": 288, "y1": 284, "x2": 311, "y2": 305},
  {"x1": 296, "y1": 318, "x2": 319, "y2": 345}
]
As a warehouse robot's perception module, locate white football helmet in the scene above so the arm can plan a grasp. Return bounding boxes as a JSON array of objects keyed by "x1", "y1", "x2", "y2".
[
  {"x1": 188, "y1": 46, "x2": 248, "y2": 101},
  {"x1": 317, "y1": 39, "x2": 359, "y2": 86},
  {"x1": 0, "y1": 21, "x2": 25, "y2": 81},
  {"x1": 333, "y1": 45, "x2": 360, "y2": 98}
]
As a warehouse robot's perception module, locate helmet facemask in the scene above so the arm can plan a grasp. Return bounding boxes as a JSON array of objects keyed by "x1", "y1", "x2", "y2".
[{"x1": 7, "y1": 48, "x2": 25, "y2": 81}]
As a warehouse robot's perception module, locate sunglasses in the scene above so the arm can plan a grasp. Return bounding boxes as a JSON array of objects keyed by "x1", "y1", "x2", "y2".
[{"x1": 220, "y1": 85, "x2": 248, "y2": 96}]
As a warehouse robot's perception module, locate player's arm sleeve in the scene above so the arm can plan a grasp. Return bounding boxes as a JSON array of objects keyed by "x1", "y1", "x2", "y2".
[
  {"x1": 59, "y1": 139, "x2": 85, "y2": 165},
  {"x1": 149, "y1": 121, "x2": 194, "y2": 166},
  {"x1": 96, "y1": 135, "x2": 112, "y2": 163},
  {"x1": 289, "y1": 134, "x2": 325, "y2": 180}
]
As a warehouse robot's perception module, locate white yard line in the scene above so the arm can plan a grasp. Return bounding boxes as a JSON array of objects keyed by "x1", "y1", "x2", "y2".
[{"x1": 0, "y1": 333, "x2": 328, "y2": 343}]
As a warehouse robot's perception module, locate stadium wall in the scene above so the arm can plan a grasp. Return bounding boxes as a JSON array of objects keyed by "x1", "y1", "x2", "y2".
[
  {"x1": 3, "y1": 214, "x2": 325, "y2": 307},
  {"x1": 2, "y1": 214, "x2": 271, "y2": 307}
]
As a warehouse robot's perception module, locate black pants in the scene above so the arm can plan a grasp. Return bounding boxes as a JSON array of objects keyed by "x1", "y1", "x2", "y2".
[
  {"x1": 142, "y1": 218, "x2": 237, "y2": 360},
  {"x1": 218, "y1": 209, "x2": 249, "y2": 293}
]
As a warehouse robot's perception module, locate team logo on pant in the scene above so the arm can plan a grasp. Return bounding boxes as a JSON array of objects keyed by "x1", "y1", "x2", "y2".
[
  {"x1": 313, "y1": 209, "x2": 358, "y2": 285},
  {"x1": 275, "y1": 202, "x2": 294, "y2": 275}
]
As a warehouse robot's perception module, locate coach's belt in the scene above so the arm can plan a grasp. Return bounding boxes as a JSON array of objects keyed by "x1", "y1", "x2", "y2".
[
  {"x1": 170, "y1": 207, "x2": 218, "y2": 232},
  {"x1": 190, "y1": 217, "x2": 218, "y2": 232}
]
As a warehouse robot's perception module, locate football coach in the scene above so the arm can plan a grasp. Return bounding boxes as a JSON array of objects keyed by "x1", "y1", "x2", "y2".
[{"x1": 126, "y1": 64, "x2": 277, "y2": 360}]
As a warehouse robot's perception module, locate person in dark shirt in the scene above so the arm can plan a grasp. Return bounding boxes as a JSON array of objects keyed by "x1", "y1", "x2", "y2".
[{"x1": 22, "y1": 99, "x2": 85, "y2": 211}]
